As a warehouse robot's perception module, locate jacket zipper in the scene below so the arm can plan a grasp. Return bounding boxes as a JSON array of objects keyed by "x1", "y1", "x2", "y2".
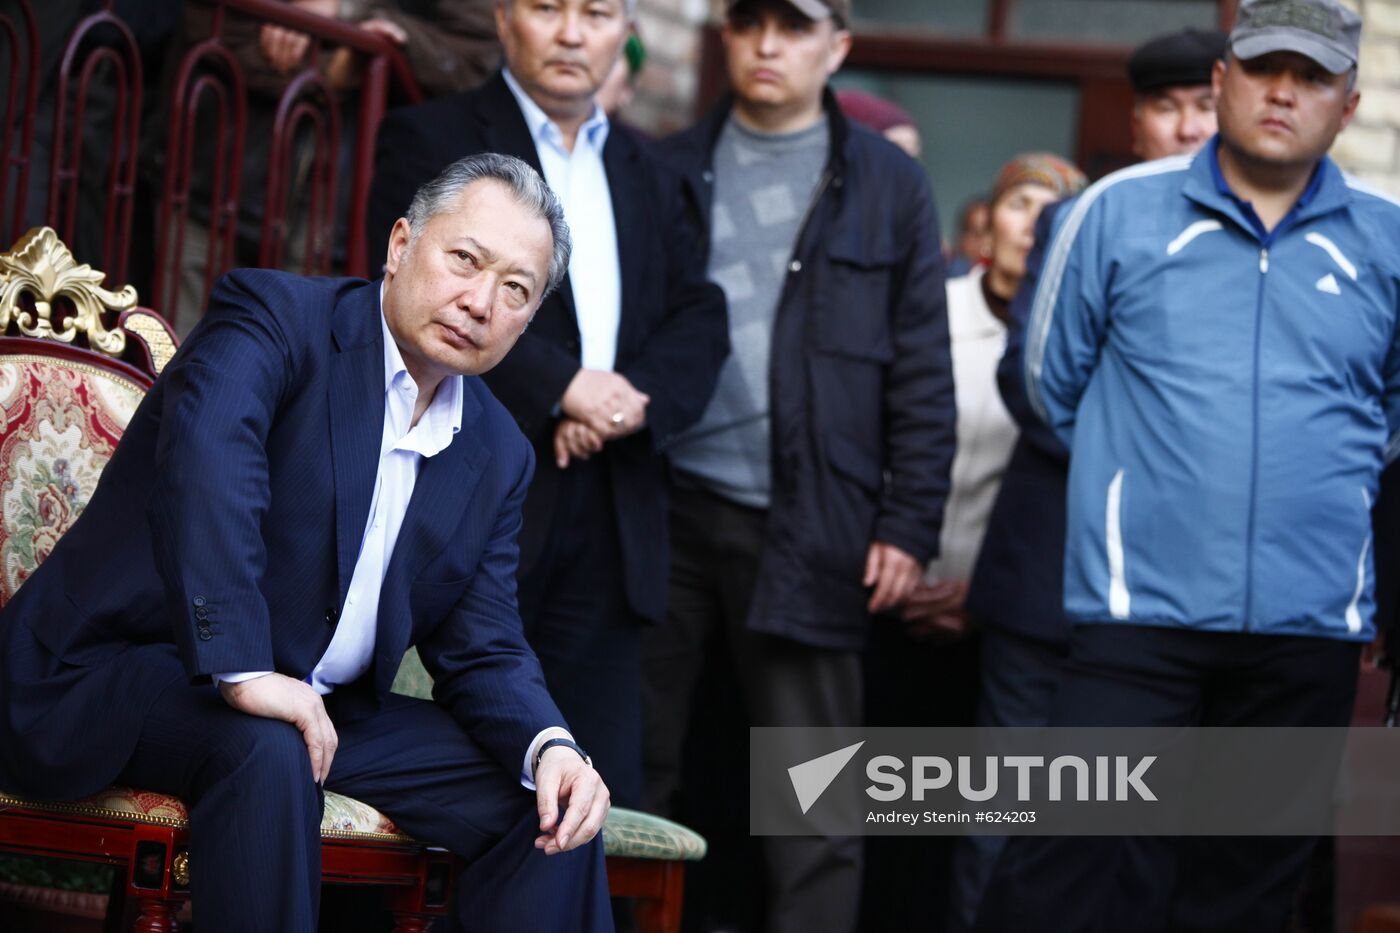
[
  {"x1": 769, "y1": 167, "x2": 835, "y2": 496},
  {"x1": 785, "y1": 168, "x2": 836, "y2": 298},
  {"x1": 1243, "y1": 246, "x2": 1268, "y2": 631}
]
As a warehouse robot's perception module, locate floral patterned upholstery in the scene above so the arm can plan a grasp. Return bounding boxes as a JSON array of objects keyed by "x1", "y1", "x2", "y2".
[
  {"x1": 0, "y1": 357, "x2": 145, "y2": 600},
  {"x1": 0, "y1": 784, "x2": 710, "y2": 856},
  {"x1": 0, "y1": 786, "x2": 410, "y2": 842}
]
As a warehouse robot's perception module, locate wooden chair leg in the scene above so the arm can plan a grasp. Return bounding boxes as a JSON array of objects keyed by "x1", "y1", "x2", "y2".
[
  {"x1": 105, "y1": 867, "x2": 130, "y2": 933},
  {"x1": 131, "y1": 897, "x2": 183, "y2": 933},
  {"x1": 633, "y1": 861, "x2": 685, "y2": 933},
  {"x1": 389, "y1": 912, "x2": 435, "y2": 932},
  {"x1": 383, "y1": 873, "x2": 444, "y2": 932}
]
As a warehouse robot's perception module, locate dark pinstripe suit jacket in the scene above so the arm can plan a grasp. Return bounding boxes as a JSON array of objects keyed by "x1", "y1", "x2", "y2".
[{"x1": 0, "y1": 268, "x2": 563, "y2": 799}]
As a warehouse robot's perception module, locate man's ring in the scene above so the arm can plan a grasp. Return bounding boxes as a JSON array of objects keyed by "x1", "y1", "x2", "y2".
[{"x1": 611, "y1": 411, "x2": 625, "y2": 426}]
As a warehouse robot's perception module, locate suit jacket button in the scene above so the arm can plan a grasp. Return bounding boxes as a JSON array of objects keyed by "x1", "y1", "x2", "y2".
[
  {"x1": 325, "y1": 608, "x2": 339, "y2": 625},
  {"x1": 197, "y1": 628, "x2": 212, "y2": 641},
  {"x1": 193, "y1": 596, "x2": 206, "y2": 608},
  {"x1": 195, "y1": 608, "x2": 208, "y2": 620}
]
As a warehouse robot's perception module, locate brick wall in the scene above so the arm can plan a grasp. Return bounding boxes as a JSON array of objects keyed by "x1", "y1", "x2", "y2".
[
  {"x1": 1324, "y1": 0, "x2": 1400, "y2": 195},
  {"x1": 628, "y1": 0, "x2": 713, "y2": 134}
]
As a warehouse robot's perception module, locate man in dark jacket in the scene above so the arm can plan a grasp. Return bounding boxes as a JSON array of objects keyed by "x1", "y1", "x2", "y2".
[
  {"x1": 366, "y1": 0, "x2": 727, "y2": 809},
  {"x1": 642, "y1": 1, "x2": 954, "y2": 929}
]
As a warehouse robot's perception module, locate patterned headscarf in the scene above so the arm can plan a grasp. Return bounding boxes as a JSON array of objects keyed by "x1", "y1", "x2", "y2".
[{"x1": 990, "y1": 152, "x2": 1087, "y2": 206}]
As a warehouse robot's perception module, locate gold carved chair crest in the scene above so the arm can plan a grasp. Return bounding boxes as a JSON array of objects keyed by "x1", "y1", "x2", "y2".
[{"x1": 0, "y1": 227, "x2": 178, "y2": 603}]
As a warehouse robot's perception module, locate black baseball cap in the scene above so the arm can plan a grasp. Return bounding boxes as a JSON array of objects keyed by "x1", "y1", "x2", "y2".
[{"x1": 1128, "y1": 28, "x2": 1229, "y2": 93}]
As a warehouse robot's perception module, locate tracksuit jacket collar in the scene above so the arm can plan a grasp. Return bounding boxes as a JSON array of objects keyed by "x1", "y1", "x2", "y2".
[{"x1": 1181, "y1": 134, "x2": 1352, "y2": 243}]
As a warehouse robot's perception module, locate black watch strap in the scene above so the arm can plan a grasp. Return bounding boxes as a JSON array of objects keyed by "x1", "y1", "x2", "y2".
[{"x1": 534, "y1": 737, "x2": 591, "y2": 776}]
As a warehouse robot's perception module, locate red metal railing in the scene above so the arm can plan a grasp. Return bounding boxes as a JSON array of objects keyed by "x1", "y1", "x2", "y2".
[
  {"x1": 0, "y1": 0, "x2": 424, "y2": 318},
  {"x1": 48, "y1": 7, "x2": 143, "y2": 288},
  {"x1": 155, "y1": 0, "x2": 424, "y2": 313},
  {"x1": 258, "y1": 67, "x2": 341, "y2": 274},
  {"x1": 155, "y1": 31, "x2": 249, "y2": 323}
]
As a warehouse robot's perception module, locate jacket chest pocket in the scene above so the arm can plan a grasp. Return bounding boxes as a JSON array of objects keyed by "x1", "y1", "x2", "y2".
[
  {"x1": 811, "y1": 241, "x2": 898, "y2": 364},
  {"x1": 409, "y1": 576, "x2": 471, "y2": 625}
]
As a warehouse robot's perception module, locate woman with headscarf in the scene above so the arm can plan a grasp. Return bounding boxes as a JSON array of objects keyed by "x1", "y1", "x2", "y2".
[{"x1": 902, "y1": 152, "x2": 1088, "y2": 639}]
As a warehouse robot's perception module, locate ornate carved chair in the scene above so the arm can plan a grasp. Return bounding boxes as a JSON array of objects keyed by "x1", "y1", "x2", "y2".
[
  {"x1": 0, "y1": 227, "x2": 705, "y2": 932},
  {"x1": 0, "y1": 228, "x2": 457, "y2": 932}
]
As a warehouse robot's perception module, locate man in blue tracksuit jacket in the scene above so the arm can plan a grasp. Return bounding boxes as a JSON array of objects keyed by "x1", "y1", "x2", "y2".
[
  {"x1": 978, "y1": 2, "x2": 1400, "y2": 931},
  {"x1": 952, "y1": 30, "x2": 1226, "y2": 933}
]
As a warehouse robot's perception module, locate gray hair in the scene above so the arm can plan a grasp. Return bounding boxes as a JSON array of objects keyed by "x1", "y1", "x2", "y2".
[{"x1": 404, "y1": 152, "x2": 572, "y2": 301}]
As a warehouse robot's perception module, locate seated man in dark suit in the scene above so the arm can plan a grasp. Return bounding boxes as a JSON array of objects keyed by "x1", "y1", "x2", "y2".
[
  {"x1": 0, "y1": 153, "x2": 613, "y2": 933},
  {"x1": 367, "y1": 0, "x2": 728, "y2": 808}
]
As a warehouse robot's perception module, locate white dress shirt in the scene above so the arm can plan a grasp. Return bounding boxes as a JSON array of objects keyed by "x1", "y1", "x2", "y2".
[
  {"x1": 218, "y1": 288, "x2": 569, "y2": 785},
  {"x1": 312, "y1": 307, "x2": 464, "y2": 692},
  {"x1": 502, "y1": 67, "x2": 622, "y2": 371}
]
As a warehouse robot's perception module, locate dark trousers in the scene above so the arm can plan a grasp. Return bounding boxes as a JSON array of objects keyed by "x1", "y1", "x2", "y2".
[
  {"x1": 115, "y1": 678, "x2": 613, "y2": 933},
  {"x1": 519, "y1": 457, "x2": 644, "y2": 808},
  {"x1": 975, "y1": 624, "x2": 1361, "y2": 933},
  {"x1": 948, "y1": 627, "x2": 1069, "y2": 933},
  {"x1": 643, "y1": 483, "x2": 863, "y2": 933},
  {"x1": 860, "y1": 620, "x2": 982, "y2": 933}
]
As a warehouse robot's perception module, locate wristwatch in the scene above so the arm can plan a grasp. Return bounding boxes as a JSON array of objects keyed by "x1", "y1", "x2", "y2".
[{"x1": 534, "y1": 737, "x2": 592, "y2": 776}]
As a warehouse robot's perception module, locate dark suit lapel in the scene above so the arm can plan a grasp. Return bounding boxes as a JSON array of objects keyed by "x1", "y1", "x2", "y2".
[
  {"x1": 373, "y1": 384, "x2": 489, "y2": 690},
  {"x1": 475, "y1": 72, "x2": 579, "y2": 326},
  {"x1": 474, "y1": 73, "x2": 547, "y2": 176},
  {"x1": 604, "y1": 131, "x2": 644, "y2": 363},
  {"x1": 328, "y1": 283, "x2": 386, "y2": 607}
]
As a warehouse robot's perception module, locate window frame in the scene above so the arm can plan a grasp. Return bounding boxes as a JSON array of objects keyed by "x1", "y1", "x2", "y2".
[{"x1": 696, "y1": 0, "x2": 1238, "y2": 177}]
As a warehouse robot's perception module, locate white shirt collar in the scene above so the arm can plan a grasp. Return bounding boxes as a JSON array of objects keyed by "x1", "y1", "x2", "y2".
[
  {"x1": 501, "y1": 66, "x2": 611, "y2": 156},
  {"x1": 951, "y1": 266, "x2": 1007, "y2": 341},
  {"x1": 378, "y1": 282, "x2": 462, "y2": 458}
]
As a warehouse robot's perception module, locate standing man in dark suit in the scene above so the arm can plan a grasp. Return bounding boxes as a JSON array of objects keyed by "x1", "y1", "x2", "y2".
[
  {"x1": 368, "y1": 0, "x2": 729, "y2": 808},
  {"x1": 0, "y1": 154, "x2": 612, "y2": 932}
]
